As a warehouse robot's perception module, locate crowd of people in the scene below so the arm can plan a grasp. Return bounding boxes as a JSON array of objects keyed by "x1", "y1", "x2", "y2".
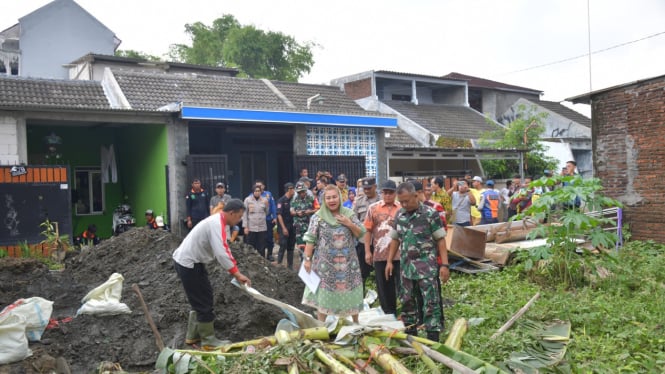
[{"x1": 170, "y1": 162, "x2": 581, "y2": 347}]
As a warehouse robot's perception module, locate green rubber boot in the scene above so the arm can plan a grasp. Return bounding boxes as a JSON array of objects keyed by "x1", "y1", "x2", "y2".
[
  {"x1": 197, "y1": 321, "x2": 231, "y2": 350},
  {"x1": 185, "y1": 311, "x2": 200, "y2": 345}
]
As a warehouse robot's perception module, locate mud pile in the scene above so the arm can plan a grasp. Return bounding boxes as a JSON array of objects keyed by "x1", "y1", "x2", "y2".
[{"x1": 0, "y1": 227, "x2": 307, "y2": 373}]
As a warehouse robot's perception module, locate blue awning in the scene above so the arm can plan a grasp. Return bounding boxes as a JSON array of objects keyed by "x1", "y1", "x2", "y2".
[{"x1": 181, "y1": 106, "x2": 397, "y2": 128}]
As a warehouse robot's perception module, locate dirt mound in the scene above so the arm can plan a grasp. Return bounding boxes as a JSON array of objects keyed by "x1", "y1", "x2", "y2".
[{"x1": 0, "y1": 227, "x2": 308, "y2": 373}]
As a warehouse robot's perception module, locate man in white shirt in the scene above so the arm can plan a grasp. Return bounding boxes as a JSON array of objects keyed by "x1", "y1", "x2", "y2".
[{"x1": 173, "y1": 199, "x2": 251, "y2": 350}]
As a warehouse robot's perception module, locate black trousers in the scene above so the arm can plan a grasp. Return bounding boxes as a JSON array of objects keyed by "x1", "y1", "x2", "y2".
[
  {"x1": 265, "y1": 219, "x2": 275, "y2": 251},
  {"x1": 356, "y1": 242, "x2": 374, "y2": 293},
  {"x1": 246, "y1": 230, "x2": 267, "y2": 258},
  {"x1": 174, "y1": 261, "x2": 215, "y2": 322},
  {"x1": 278, "y1": 225, "x2": 296, "y2": 269},
  {"x1": 373, "y1": 260, "x2": 401, "y2": 315}
]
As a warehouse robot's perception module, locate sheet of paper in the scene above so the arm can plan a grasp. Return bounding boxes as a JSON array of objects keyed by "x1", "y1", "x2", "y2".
[{"x1": 298, "y1": 263, "x2": 321, "y2": 293}]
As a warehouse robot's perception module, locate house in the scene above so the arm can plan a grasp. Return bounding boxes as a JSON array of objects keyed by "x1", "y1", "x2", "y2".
[
  {"x1": 567, "y1": 74, "x2": 665, "y2": 243},
  {"x1": 0, "y1": 56, "x2": 396, "y2": 246},
  {"x1": 332, "y1": 70, "x2": 523, "y2": 182},
  {"x1": 0, "y1": 0, "x2": 120, "y2": 78},
  {"x1": 443, "y1": 72, "x2": 592, "y2": 177}
]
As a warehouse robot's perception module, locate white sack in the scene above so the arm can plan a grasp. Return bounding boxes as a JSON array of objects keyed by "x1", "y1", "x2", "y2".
[{"x1": 77, "y1": 273, "x2": 131, "y2": 316}]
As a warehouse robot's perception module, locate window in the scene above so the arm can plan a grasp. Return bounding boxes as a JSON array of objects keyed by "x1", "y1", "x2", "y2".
[
  {"x1": 75, "y1": 168, "x2": 104, "y2": 215},
  {"x1": 391, "y1": 94, "x2": 411, "y2": 101}
]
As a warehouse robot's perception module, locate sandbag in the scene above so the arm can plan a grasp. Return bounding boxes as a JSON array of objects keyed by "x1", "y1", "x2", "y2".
[
  {"x1": 0, "y1": 297, "x2": 53, "y2": 341},
  {"x1": 0, "y1": 313, "x2": 32, "y2": 364},
  {"x1": 77, "y1": 273, "x2": 131, "y2": 316}
]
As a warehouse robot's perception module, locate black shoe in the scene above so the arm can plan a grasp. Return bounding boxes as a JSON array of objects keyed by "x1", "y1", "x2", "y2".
[
  {"x1": 426, "y1": 331, "x2": 440, "y2": 342},
  {"x1": 267, "y1": 255, "x2": 275, "y2": 261}
]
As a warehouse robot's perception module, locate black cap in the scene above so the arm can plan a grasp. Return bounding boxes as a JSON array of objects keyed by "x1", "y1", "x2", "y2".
[
  {"x1": 336, "y1": 174, "x2": 347, "y2": 182},
  {"x1": 284, "y1": 182, "x2": 295, "y2": 190},
  {"x1": 223, "y1": 199, "x2": 245, "y2": 212},
  {"x1": 380, "y1": 180, "x2": 397, "y2": 191},
  {"x1": 216, "y1": 182, "x2": 225, "y2": 188},
  {"x1": 361, "y1": 177, "x2": 376, "y2": 188},
  {"x1": 412, "y1": 181, "x2": 423, "y2": 191}
]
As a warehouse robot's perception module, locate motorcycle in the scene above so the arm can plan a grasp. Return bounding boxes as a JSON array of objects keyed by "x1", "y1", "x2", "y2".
[{"x1": 112, "y1": 204, "x2": 136, "y2": 235}]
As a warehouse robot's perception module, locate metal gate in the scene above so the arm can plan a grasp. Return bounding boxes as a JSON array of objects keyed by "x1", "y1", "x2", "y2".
[
  {"x1": 186, "y1": 155, "x2": 228, "y2": 195},
  {"x1": 295, "y1": 156, "x2": 366, "y2": 183}
]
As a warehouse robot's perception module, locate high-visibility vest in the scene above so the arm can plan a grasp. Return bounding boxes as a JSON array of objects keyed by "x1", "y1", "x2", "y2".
[{"x1": 481, "y1": 190, "x2": 500, "y2": 219}]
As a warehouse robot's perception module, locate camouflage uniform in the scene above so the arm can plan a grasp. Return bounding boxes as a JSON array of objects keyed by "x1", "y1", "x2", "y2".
[
  {"x1": 389, "y1": 203, "x2": 447, "y2": 333},
  {"x1": 290, "y1": 194, "x2": 316, "y2": 248}
]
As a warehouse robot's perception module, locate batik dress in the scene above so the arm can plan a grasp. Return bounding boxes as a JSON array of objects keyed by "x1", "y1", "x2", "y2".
[{"x1": 302, "y1": 214, "x2": 364, "y2": 317}]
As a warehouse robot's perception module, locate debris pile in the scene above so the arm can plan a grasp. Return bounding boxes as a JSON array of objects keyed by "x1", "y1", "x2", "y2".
[{"x1": 0, "y1": 227, "x2": 308, "y2": 373}]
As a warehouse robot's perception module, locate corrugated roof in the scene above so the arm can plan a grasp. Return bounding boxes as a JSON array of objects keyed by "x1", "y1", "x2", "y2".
[
  {"x1": 384, "y1": 100, "x2": 501, "y2": 140},
  {"x1": 535, "y1": 100, "x2": 591, "y2": 127},
  {"x1": 0, "y1": 75, "x2": 110, "y2": 109},
  {"x1": 442, "y1": 72, "x2": 542, "y2": 94}
]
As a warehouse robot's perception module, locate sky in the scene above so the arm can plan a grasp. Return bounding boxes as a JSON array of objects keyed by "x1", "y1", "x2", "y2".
[{"x1": 3, "y1": 0, "x2": 665, "y2": 116}]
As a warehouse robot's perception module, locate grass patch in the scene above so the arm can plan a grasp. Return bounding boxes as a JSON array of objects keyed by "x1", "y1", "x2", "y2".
[{"x1": 444, "y1": 240, "x2": 665, "y2": 372}]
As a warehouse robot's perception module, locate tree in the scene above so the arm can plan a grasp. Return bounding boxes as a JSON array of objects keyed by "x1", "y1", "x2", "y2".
[
  {"x1": 115, "y1": 49, "x2": 162, "y2": 61},
  {"x1": 169, "y1": 15, "x2": 316, "y2": 82},
  {"x1": 478, "y1": 104, "x2": 558, "y2": 179}
]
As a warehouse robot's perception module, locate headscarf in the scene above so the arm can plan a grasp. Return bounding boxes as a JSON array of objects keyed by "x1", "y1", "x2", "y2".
[{"x1": 316, "y1": 185, "x2": 355, "y2": 226}]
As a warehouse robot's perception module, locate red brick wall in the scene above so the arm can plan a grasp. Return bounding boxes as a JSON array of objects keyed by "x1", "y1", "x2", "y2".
[
  {"x1": 592, "y1": 75, "x2": 665, "y2": 243},
  {"x1": 343, "y1": 78, "x2": 372, "y2": 100}
]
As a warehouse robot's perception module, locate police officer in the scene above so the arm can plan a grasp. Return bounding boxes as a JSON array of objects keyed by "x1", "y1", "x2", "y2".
[{"x1": 353, "y1": 177, "x2": 381, "y2": 293}]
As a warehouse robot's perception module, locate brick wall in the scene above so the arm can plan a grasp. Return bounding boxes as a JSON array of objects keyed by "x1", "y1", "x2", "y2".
[
  {"x1": 343, "y1": 78, "x2": 372, "y2": 100},
  {"x1": 592, "y1": 75, "x2": 665, "y2": 243}
]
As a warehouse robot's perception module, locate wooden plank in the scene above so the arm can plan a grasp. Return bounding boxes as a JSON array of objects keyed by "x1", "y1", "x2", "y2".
[
  {"x1": 26, "y1": 167, "x2": 34, "y2": 183},
  {"x1": 2, "y1": 167, "x2": 11, "y2": 183},
  {"x1": 40, "y1": 168, "x2": 48, "y2": 182},
  {"x1": 60, "y1": 167, "x2": 67, "y2": 183},
  {"x1": 47, "y1": 167, "x2": 55, "y2": 182}
]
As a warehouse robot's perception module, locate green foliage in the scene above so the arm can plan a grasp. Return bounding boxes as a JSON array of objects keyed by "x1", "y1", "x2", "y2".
[
  {"x1": 479, "y1": 104, "x2": 558, "y2": 179},
  {"x1": 169, "y1": 15, "x2": 316, "y2": 81},
  {"x1": 114, "y1": 49, "x2": 162, "y2": 61},
  {"x1": 18, "y1": 241, "x2": 32, "y2": 258},
  {"x1": 445, "y1": 240, "x2": 665, "y2": 372},
  {"x1": 0, "y1": 248, "x2": 7, "y2": 258},
  {"x1": 512, "y1": 175, "x2": 621, "y2": 288}
]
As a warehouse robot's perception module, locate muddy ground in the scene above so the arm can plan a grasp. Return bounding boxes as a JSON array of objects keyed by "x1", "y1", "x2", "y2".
[{"x1": 0, "y1": 227, "x2": 308, "y2": 373}]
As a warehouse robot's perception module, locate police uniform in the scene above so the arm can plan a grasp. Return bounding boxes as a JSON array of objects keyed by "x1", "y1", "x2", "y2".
[{"x1": 353, "y1": 177, "x2": 381, "y2": 288}]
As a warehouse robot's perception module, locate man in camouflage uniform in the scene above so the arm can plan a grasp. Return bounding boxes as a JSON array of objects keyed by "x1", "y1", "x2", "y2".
[
  {"x1": 353, "y1": 177, "x2": 381, "y2": 293},
  {"x1": 386, "y1": 182, "x2": 450, "y2": 342},
  {"x1": 290, "y1": 181, "x2": 317, "y2": 261}
]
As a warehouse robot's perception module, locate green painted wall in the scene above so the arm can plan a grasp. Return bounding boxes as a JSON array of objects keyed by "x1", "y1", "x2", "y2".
[
  {"x1": 118, "y1": 124, "x2": 169, "y2": 228},
  {"x1": 27, "y1": 123, "x2": 168, "y2": 239}
]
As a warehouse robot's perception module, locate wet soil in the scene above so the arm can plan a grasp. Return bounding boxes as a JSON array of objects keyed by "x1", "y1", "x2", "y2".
[{"x1": 0, "y1": 227, "x2": 307, "y2": 373}]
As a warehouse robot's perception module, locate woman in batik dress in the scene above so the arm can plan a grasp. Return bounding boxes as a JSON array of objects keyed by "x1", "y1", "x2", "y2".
[{"x1": 302, "y1": 185, "x2": 366, "y2": 323}]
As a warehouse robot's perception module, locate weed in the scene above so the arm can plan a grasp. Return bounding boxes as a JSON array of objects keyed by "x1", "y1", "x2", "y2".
[{"x1": 513, "y1": 176, "x2": 621, "y2": 289}]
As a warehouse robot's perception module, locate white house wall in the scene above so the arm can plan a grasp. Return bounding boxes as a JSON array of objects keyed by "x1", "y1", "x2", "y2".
[
  {"x1": 19, "y1": 0, "x2": 117, "y2": 79},
  {"x1": 0, "y1": 115, "x2": 26, "y2": 165},
  {"x1": 500, "y1": 98, "x2": 591, "y2": 141}
]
